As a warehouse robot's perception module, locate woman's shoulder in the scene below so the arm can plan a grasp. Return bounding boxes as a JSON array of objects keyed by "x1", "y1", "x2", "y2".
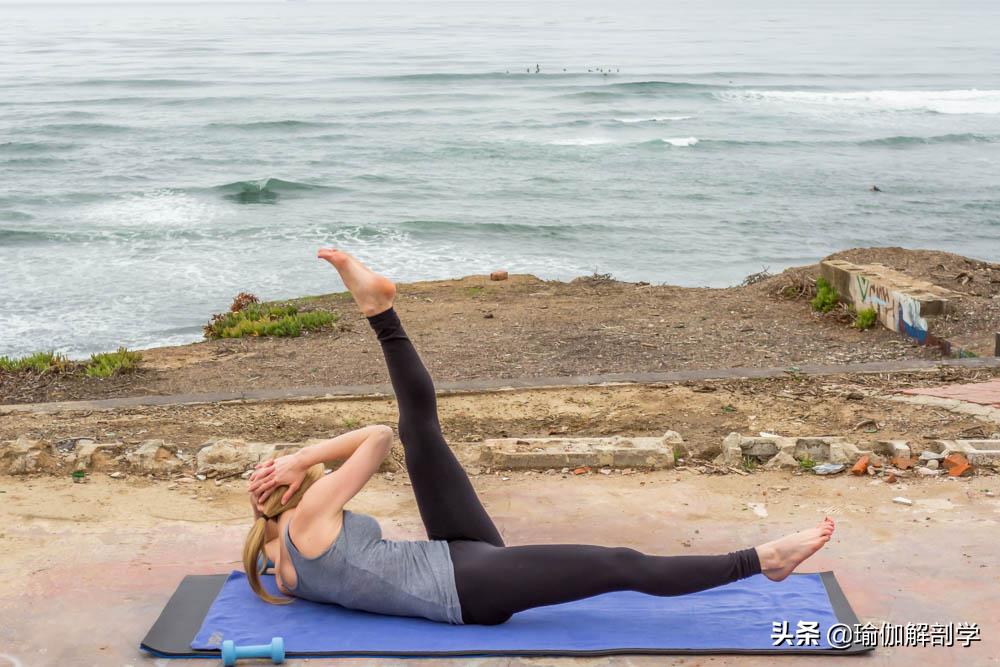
[{"x1": 285, "y1": 507, "x2": 346, "y2": 560}]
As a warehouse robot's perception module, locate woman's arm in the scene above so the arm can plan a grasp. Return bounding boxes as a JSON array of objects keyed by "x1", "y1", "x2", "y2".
[
  {"x1": 249, "y1": 425, "x2": 391, "y2": 503},
  {"x1": 294, "y1": 425, "x2": 393, "y2": 521}
]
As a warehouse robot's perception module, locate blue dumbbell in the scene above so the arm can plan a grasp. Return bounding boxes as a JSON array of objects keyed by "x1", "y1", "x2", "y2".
[{"x1": 221, "y1": 636, "x2": 284, "y2": 666}]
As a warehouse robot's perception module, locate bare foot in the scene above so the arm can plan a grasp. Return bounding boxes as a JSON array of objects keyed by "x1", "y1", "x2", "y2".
[
  {"x1": 317, "y1": 248, "x2": 396, "y2": 317},
  {"x1": 756, "y1": 517, "x2": 835, "y2": 582}
]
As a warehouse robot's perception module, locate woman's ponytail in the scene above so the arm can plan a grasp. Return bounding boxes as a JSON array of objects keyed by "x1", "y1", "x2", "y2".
[{"x1": 242, "y1": 516, "x2": 292, "y2": 605}]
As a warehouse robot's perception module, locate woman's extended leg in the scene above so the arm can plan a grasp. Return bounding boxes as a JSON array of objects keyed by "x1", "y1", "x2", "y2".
[
  {"x1": 450, "y1": 519, "x2": 835, "y2": 625},
  {"x1": 319, "y1": 248, "x2": 503, "y2": 546}
]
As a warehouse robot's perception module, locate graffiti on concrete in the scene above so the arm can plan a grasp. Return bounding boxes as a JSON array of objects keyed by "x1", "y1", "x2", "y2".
[{"x1": 850, "y1": 275, "x2": 929, "y2": 344}]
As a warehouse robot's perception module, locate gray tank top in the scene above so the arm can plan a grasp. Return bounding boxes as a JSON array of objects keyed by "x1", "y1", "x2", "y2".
[{"x1": 283, "y1": 510, "x2": 463, "y2": 624}]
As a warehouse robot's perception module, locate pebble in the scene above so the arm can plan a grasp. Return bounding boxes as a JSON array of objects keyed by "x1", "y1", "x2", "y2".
[
  {"x1": 892, "y1": 497, "x2": 914, "y2": 506},
  {"x1": 599, "y1": 468, "x2": 612, "y2": 475},
  {"x1": 196, "y1": 474, "x2": 207, "y2": 481},
  {"x1": 916, "y1": 466, "x2": 942, "y2": 477},
  {"x1": 214, "y1": 479, "x2": 223, "y2": 487},
  {"x1": 108, "y1": 472, "x2": 124, "y2": 479},
  {"x1": 926, "y1": 459, "x2": 939, "y2": 470}
]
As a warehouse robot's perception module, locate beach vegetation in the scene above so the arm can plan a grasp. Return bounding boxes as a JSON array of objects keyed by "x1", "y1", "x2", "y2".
[
  {"x1": 810, "y1": 278, "x2": 840, "y2": 313},
  {"x1": 85, "y1": 347, "x2": 142, "y2": 378},
  {"x1": 0, "y1": 351, "x2": 71, "y2": 374},
  {"x1": 464, "y1": 286, "x2": 484, "y2": 297},
  {"x1": 204, "y1": 300, "x2": 337, "y2": 339},
  {"x1": 853, "y1": 307, "x2": 878, "y2": 330},
  {"x1": 798, "y1": 455, "x2": 817, "y2": 471},
  {"x1": 230, "y1": 291, "x2": 260, "y2": 312},
  {"x1": 741, "y1": 455, "x2": 759, "y2": 472}
]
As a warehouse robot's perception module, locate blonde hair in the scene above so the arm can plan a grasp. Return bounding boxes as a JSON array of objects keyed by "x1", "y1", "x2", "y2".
[{"x1": 243, "y1": 462, "x2": 326, "y2": 604}]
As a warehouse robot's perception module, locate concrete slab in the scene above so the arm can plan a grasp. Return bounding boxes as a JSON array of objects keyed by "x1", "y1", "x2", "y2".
[
  {"x1": 478, "y1": 435, "x2": 675, "y2": 470},
  {"x1": 902, "y1": 379, "x2": 1000, "y2": 408},
  {"x1": 820, "y1": 259, "x2": 959, "y2": 347}
]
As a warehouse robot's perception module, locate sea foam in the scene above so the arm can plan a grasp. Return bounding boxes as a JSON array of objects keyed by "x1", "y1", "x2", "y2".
[{"x1": 720, "y1": 89, "x2": 1000, "y2": 115}]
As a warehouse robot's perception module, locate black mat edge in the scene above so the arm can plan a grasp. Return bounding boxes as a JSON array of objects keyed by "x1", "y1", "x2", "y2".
[
  {"x1": 140, "y1": 571, "x2": 873, "y2": 658},
  {"x1": 821, "y1": 571, "x2": 874, "y2": 654},
  {"x1": 140, "y1": 574, "x2": 227, "y2": 658}
]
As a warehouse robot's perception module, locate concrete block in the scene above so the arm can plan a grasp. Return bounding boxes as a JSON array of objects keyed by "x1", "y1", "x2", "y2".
[
  {"x1": 827, "y1": 440, "x2": 862, "y2": 465},
  {"x1": 764, "y1": 451, "x2": 799, "y2": 470},
  {"x1": 480, "y1": 435, "x2": 674, "y2": 471},
  {"x1": 742, "y1": 437, "x2": 780, "y2": 458},
  {"x1": 714, "y1": 433, "x2": 745, "y2": 467},
  {"x1": 939, "y1": 440, "x2": 1000, "y2": 466},
  {"x1": 875, "y1": 440, "x2": 911, "y2": 459},
  {"x1": 820, "y1": 259, "x2": 959, "y2": 346}
]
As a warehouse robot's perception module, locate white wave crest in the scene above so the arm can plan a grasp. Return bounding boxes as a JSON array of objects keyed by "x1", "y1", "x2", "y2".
[
  {"x1": 661, "y1": 136, "x2": 699, "y2": 147},
  {"x1": 719, "y1": 89, "x2": 1000, "y2": 115},
  {"x1": 614, "y1": 115, "x2": 693, "y2": 123}
]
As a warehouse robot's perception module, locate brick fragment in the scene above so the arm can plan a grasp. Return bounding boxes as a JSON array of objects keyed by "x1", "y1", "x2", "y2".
[
  {"x1": 943, "y1": 453, "x2": 973, "y2": 477},
  {"x1": 851, "y1": 455, "x2": 870, "y2": 476},
  {"x1": 891, "y1": 456, "x2": 915, "y2": 470}
]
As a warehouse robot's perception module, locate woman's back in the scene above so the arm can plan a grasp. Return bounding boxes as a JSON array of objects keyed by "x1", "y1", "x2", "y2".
[{"x1": 283, "y1": 509, "x2": 463, "y2": 624}]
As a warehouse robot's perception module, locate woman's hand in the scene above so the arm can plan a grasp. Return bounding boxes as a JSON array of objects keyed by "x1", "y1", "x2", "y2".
[{"x1": 248, "y1": 453, "x2": 310, "y2": 505}]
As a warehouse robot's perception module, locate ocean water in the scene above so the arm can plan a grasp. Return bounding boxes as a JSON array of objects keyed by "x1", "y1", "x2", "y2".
[{"x1": 1, "y1": 1, "x2": 999, "y2": 358}]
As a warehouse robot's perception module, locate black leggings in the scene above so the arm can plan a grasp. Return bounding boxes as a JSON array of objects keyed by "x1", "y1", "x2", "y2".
[{"x1": 368, "y1": 308, "x2": 761, "y2": 625}]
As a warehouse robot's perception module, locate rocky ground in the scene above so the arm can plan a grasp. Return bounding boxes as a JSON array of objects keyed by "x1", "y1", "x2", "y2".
[
  {"x1": 3, "y1": 365, "x2": 999, "y2": 481},
  {"x1": 2, "y1": 247, "x2": 997, "y2": 406}
]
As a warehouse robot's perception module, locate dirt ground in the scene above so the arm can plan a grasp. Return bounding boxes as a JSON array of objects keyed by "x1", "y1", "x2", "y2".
[
  {"x1": 3, "y1": 468, "x2": 998, "y2": 666},
  {"x1": 3, "y1": 247, "x2": 997, "y2": 406}
]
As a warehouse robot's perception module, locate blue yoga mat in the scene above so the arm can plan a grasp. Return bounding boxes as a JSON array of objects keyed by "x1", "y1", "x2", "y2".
[{"x1": 190, "y1": 571, "x2": 850, "y2": 655}]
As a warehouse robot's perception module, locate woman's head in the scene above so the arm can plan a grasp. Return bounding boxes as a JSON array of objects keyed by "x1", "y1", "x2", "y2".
[{"x1": 242, "y1": 462, "x2": 326, "y2": 604}]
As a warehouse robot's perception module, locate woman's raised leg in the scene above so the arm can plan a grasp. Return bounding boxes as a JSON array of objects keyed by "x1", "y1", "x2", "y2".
[{"x1": 318, "y1": 248, "x2": 503, "y2": 546}]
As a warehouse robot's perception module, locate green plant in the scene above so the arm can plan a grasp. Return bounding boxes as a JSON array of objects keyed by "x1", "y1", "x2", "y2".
[
  {"x1": 342, "y1": 417, "x2": 360, "y2": 428},
  {"x1": 741, "y1": 455, "x2": 759, "y2": 472},
  {"x1": 853, "y1": 306, "x2": 878, "y2": 330},
  {"x1": 204, "y1": 302, "x2": 336, "y2": 339},
  {"x1": 85, "y1": 347, "x2": 142, "y2": 378},
  {"x1": 0, "y1": 351, "x2": 70, "y2": 374},
  {"x1": 957, "y1": 349, "x2": 978, "y2": 359},
  {"x1": 464, "y1": 286, "x2": 484, "y2": 297},
  {"x1": 798, "y1": 456, "x2": 817, "y2": 470},
  {"x1": 810, "y1": 277, "x2": 840, "y2": 313}
]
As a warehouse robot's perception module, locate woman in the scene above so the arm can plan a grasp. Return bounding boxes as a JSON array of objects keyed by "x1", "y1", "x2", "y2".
[{"x1": 245, "y1": 248, "x2": 835, "y2": 625}]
